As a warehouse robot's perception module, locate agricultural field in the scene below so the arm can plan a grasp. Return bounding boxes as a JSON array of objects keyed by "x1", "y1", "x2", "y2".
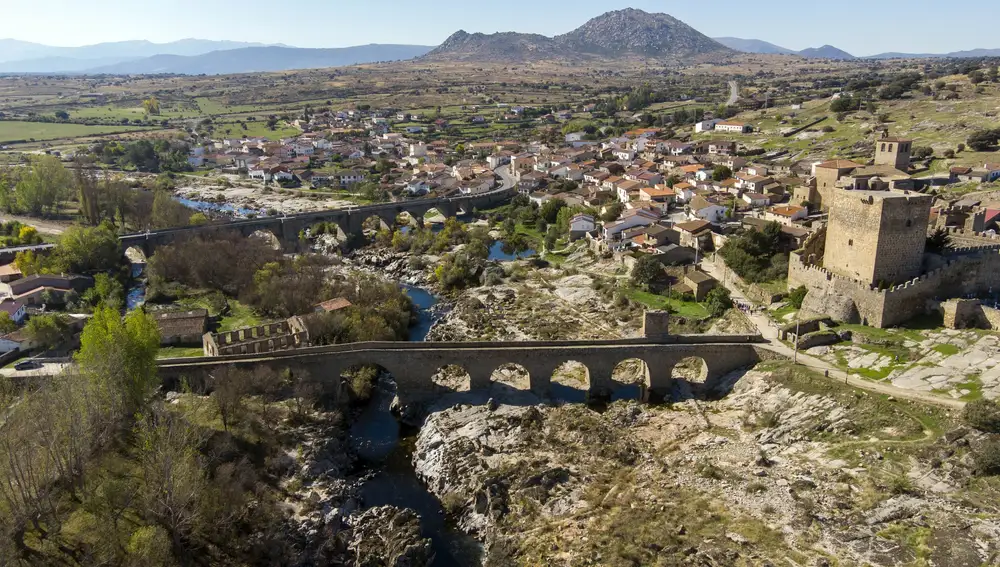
[{"x1": 0, "y1": 120, "x2": 150, "y2": 143}]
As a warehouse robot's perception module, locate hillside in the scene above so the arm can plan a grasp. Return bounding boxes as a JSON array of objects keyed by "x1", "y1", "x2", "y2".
[
  {"x1": 796, "y1": 45, "x2": 856, "y2": 60},
  {"x1": 425, "y1": 31, "x2": 556, "y2": 62},
  {"x1": 425, "y1": 9, "x2": 731, "y2": 62},
  {"x1": 84, "y1": 45, "x2": 435, "y2": 75},
  {"x1": 714, "y1": 37, "x2": 794, "y2": 55}
]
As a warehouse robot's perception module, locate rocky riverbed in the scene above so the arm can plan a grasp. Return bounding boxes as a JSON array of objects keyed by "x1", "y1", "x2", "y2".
[{"x1": 409, "y1": 364, "x2": 1000, "y2": 566}]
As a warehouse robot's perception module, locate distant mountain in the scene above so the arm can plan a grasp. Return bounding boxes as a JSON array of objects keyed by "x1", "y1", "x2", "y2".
[
  {"x1": 556, "y1": 9, "x2": 729, "y2": 58},
  {"x1": 426, "y1": 9, "x2": 732, "y2": 62},
  {"x1": 0, "y1": 56, "x2": 140, "y2": 73},
  {"x1": 713, "y1": 37, "x2": 794, "y2": 55},
  {"x1": 867, "y1": 48, "x2": 1000, "y2": 59},
  {"x1": 427, "y1": 31, "x2": 557, "y2": 61},
  {"x1": 86, "y1": 45, "x2": 435, "y2": 75},
  {"x1": 0, "y1": 39, "x2": 53, "y2": 63},
  {"x1": 0, "y1": 38, "x2": 273, "y2": 70},
  {"x1": 797, "y1": 45, "x2": 856, "y2": 60}
]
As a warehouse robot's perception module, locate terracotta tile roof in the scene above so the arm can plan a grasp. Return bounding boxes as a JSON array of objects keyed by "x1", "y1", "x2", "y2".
[
  {"x1": 316, "y1": 298, "x2": 353, "y2": 312},
  {"x1": 816, "y1": 160, "x2": 862, "y2": 170},
  {"x1": 675, "y1": 220, "x2": 711, "y2": 234}
]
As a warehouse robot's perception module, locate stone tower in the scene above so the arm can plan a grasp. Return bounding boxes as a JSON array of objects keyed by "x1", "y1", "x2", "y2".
[
  {"x1": 874, "y1": 130, "x2": 912, "y2": 171},
  {"x1": 823, "y1": 189, "x2": 932, "y2": 286}
]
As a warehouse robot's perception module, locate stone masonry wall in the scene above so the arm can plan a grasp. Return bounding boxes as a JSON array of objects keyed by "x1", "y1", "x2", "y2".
[{"x1": 824, "y1": 190, "x2": 931, "y2": 286}]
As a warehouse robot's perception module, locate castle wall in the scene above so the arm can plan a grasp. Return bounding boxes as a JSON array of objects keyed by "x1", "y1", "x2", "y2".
[
  {"x1": 792, "y1": 248, "x2": 1000, "y2": 328},
  {"x1": 823, "y1": 190, "x2": 931, "y2": 286}
]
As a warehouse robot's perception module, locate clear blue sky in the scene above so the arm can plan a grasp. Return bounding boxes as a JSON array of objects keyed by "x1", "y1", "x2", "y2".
[{"x1": 2, "y1": 0, "x2": 995, "y2": 56}]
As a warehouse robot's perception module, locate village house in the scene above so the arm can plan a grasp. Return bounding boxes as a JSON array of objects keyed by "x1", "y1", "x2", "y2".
[
  {"x1": 602, "y1": 208, "x2": 660, "y2": 241},
  {"x1": 638, "y1": 185, "x2": 676, "y2": 212},
  {"x1": 742, "y1": 193, "x2": 771, "y2": 207},
  {"x1": 715, "y1": 121, "x2": 752, "y2": 134},
  {"x1": 695, "y1": 119, "x2": 722, "y2": 133},
  {"x1": 0, "y1": 299, "x2": 26, "y2": 325},
  {"x1": 616, "y1": 180, "x2": 644, "y2": 203},
  {"x1": 674, "y1": 220, "x2": 713, "y2": 250},
  {"x1": 707, "y1": 141, "x2": 737, "y2": 155},
  {"x1": 672, "y1": 182, "x2": 696, "y2": 203},
  {"x1": 569, "y1": 214, "x2": 597, "y2": 241},
  {"x1": 674, "y1": 268, "x2": 718, "y2": 301},
  {"x1": 688, "y1": 195, "x2": 728, "y2": 224},
  {"x1": 0, "y1": 274, "x2": 93, "y2": 306},
  {"x1": 766, "y1": 204, "x2": 809, "y2": 225}
]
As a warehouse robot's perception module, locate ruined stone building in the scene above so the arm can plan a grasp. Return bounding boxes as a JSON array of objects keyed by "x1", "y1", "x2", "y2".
[{"x1": 203, "y1": 317, "x2": 310, "y2": 356}]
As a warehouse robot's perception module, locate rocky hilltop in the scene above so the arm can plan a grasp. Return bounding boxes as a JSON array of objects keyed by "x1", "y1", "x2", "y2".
[{"x1": 424, "y1": 8, "x2": 732, "y2": 62}]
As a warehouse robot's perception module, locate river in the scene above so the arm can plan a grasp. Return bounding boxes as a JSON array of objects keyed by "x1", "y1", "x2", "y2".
[{"x1": 349, "y1": 283, "x2": 482, "y2": 566}]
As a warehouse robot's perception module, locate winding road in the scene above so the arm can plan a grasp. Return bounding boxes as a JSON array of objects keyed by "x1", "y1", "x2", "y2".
[{"x1": 726, "y1": 81, "x2": 739, "y2": 106}]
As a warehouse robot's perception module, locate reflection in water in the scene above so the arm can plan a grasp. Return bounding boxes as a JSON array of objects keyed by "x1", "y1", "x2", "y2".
[{"x1": 488, "y1": 241, "x2": 536, "y2": 261}]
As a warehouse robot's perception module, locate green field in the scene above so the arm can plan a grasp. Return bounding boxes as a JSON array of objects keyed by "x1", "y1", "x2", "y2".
[
  {"x1": 0, "y1": 121, "x2": 150, "y2": 143},
  {"x1": 621, "y1": 287, "x2": 711, "y2": 320}
]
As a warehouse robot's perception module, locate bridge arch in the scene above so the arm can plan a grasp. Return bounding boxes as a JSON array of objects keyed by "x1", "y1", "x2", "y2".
[
  {"x1": 250, "y1": 229, "x2": 282, "y2": 250},
  {"x1": 490, "y1": 362, "x2": 531, "y2": 393},
  {"x1": 671, "y1": 356, "x2": 710, "y2": 400},
  {"x1": 551, "y1": 360, "x2": 591, "y2": 403},
  {"x1": 609, "y1": 358, "x2": 651, "y2": 402},
  {"x1": 430, "y1": 364, "x2": 472, "y2": 395}
]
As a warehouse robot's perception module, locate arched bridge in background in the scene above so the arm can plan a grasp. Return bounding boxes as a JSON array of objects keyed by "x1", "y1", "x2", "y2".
[
  {"x1": 120, "y1": 186, "x2": 515, "y2": 256},
  {"x1": 157, "y1": 335, "x2": 780, "y2": 405}
]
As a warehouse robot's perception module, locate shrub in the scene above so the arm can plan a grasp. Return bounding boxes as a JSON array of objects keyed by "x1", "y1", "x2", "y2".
[
  {"x1": 963, "y1": 399, "x2": 1000, "y2": 433},
  {"x1": 787, "y1": 286, "x2": 808, "y2": 309},
  {"x1": 972, "y1": 439, "x2": 1000, "y2": 476}
]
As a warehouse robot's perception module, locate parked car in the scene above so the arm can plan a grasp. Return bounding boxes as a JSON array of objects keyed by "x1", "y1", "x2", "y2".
[{"x1": 14, "y1": 360, "x2": 41, "y2": 371}]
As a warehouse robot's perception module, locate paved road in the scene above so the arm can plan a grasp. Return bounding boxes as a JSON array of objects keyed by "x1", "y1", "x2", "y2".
[
  {"x1": 727, "y1": 81, "x2": 739, "y2": 106},
  {"x1": 699, "y1": 258, "x2": 965, "y2": 410},
  {"x1": 496, "y1": 163, "x2": 515, "y2": 191}
]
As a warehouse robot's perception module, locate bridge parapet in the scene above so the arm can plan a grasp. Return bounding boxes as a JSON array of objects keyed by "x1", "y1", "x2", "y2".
[{"x1": 158, "y1": 336, "x2": 773, "y2": 405}]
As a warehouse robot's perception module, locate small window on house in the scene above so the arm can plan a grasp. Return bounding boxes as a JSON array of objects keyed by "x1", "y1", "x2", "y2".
[
  {"x1": 881, "y1": 143, "x2": 886, "y2": 152},
  {"x1": 906, "y1": 219, "x2": 912, "y2": 227},
  {"x1": 848, "y1": 239, "x2": 854, "y2": 246},
  {"x1": 888, "y1": 144, "x2": 894, "y2": 152}
]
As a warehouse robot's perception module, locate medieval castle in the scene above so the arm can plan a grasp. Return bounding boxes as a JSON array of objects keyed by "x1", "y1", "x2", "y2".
[{"x1": 789, "y1": 133, "x2": 1000, "y2": 328}]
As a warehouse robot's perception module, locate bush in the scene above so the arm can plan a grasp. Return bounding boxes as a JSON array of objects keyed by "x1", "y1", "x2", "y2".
[
  {"x1": 963, "y1": 399, "x2": 1000, "y2": 433},
  {"x1": 787, "y1": 286, "x2": 808, "y2": 309},
  {"x1": 972, "y1": 438, "x2": 1000, "y2": 476},
  {"x1": 704, "y1": 287, "x2": 732, "y2": 318}
]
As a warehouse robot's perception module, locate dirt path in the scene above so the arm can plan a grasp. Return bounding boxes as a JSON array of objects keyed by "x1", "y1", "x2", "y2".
[
  {"x1": 699, "y1": 258, "x2": 966, "y2": 411},
  {"x1": 0, "y1": 214, "x2": 71, "y2": 235}
]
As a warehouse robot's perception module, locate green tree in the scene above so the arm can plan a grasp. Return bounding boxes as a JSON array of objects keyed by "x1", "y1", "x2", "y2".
[
  {"x1": 25, "y1": 313, "x2": 72, "y2": 349},
  {"x1": 0, "y1": 312, "x2": 17, "y2": 334},
  {"x1": 55, "y1": 223, "x2": 121, "y2": 273},
  {"x1": 76, "y1": 307, "x2": 160, "y2": 417},
  {"x1": 540, "y1": 198, "x2": 567, "y2": 224},
  {"x1": 16, "y1": 155, "x2": 71, "y2": 216},
  {"x1": 83, "y1": 273, "x2": 125, "y2": 310},
  {"x1": 631, "y1": 255, "x2": 663, "y2": 288},
  {"x1": 712, "y1": 165, "x2": 733, "y2": 182},
  {"x1": 967, "y1": 129, "x2": 1000, "y2": 152},
  {"x1": 704, "y1": 287, "x2": 733, "y2": 317},
  {"x1": 601, "y1": 202, "x2": 624, "y2": 222},
  {"x1": 142, "y1": 96, "x2": 161, "y2": 115}
]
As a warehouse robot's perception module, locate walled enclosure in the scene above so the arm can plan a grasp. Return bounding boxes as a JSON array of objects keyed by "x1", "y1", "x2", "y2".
[{"x1": 159, "y1": 337, "x2": 773, "y2": 405}]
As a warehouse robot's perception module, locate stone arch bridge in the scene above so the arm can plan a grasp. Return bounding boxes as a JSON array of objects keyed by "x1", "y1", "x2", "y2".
[
  {"x1": 157, "y1": 336, "x2": 779, "y2": 405},
  {"x1": 120, "y1": 187, "x2": 515, "y2": 256}
]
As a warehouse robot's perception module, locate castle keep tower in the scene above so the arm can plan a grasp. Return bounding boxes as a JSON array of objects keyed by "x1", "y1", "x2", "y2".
[
  {"x1": 874, "y1": 131, "x2": 912, "y2": 171},
  {"x1": 823, "y1": 189, "x2": 932, "y2": 286}
]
